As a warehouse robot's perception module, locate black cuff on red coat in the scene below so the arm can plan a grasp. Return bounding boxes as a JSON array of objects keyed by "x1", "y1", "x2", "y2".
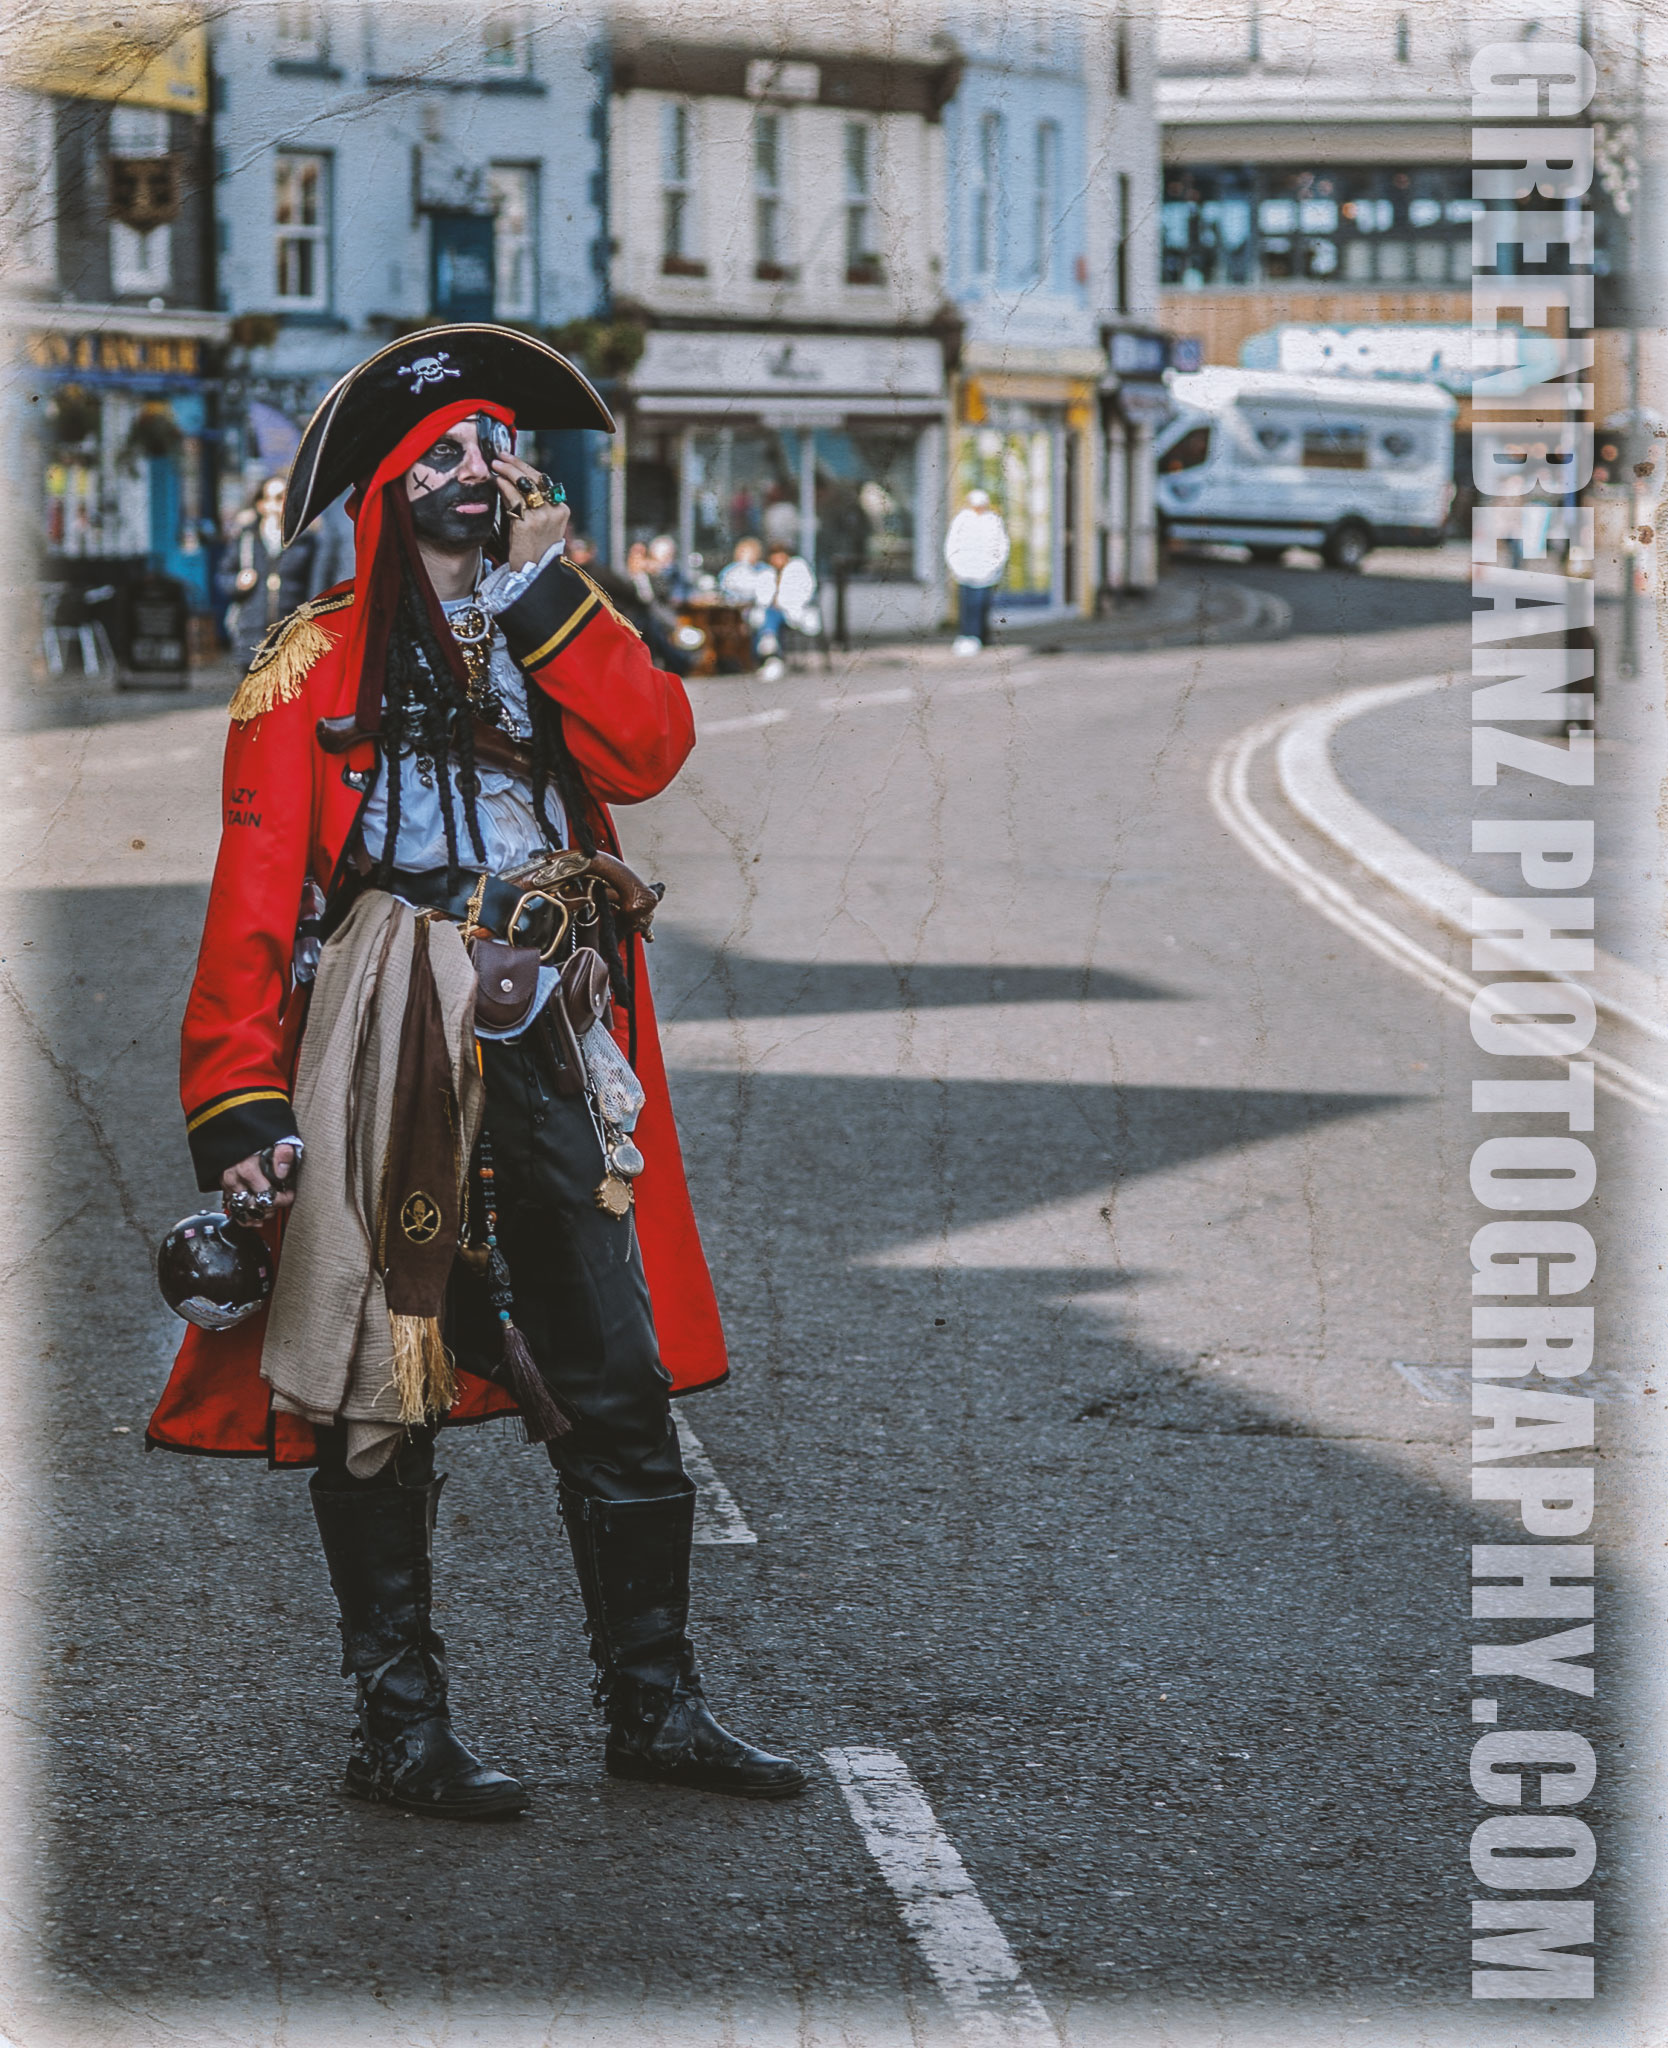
[
  {"x1": 499, "y1": 556, "x2": 608, "y2": 669},
  {"x1": 186, "y1": 1088, "x2": 296, "y2": 1192}
]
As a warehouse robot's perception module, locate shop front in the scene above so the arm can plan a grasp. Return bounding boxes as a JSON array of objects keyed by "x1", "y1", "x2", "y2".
[
  {"x1": 623, "y1": 330, "x2": 948, "y2": 638},
  {"x1": 951, "y1": 345, "x2": 1102, "y2": 619},
  {"x1": 26, "y1": 311, "x2": 229, "y2": 663}
]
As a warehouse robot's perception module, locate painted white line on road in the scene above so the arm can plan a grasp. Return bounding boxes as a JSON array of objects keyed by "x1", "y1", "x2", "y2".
[
  {"x1": 819, "y1": 686, "x2": 916, "y2": 711},
  {"x1": 1392, "y1": 1360, "x2": 1642, "y2": 1406},
  {"x1": 824, "y1": 1746, "x2": 1059, "y2": 2047},
  {"x1": 1208, "y1": 703, "x2": 1668, "y2": 1114},
  {"x1": 699, "y1": 707, "x2": 791, "y2": 736},
  {"x1": 1275, "y1": 671, "x2": 1668, "y2": 1045},
  {"x1": 673, "y1": 1411, "x2": 758, "y2": 1545}
]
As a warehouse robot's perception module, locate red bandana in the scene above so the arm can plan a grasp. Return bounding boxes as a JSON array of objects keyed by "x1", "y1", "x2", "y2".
[{"x1": 339, "y1": 397, "x2": 517, "y2": 735}]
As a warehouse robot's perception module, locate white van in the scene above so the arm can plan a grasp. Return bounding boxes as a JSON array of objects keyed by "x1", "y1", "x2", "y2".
[{"x1": 1153, "y1": 367, "x2": 1456, "y2": 570}]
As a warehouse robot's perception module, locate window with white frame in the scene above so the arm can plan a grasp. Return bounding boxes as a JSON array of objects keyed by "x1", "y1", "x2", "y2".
[
  {"x1": 111, "y1": 222, "x2": 171, "y2": 294},
  {"x1": 754, "y1": 112, "x2": 786, "y2": 275},
  {"x1": 1032, "y1": 120, "x2": 1059, "y2": 285},
  {"x1": 661, "y1": 102, "x2": 700, "y2": 271},
  {"x1": 110, "y1": 103, "x2": 168, "y2": 156},
  {"x1": 488, "y1": 163, "x2": 537, "y2": 318},
  {"x1": 971, "y1": 110, "x2": 1002, "y2": 279},
  {"x1": 109, "y1": 104, "x2": 171, "y2": 296},
  {"x1": 844, "y1": 121, "x2": 880, "y2": 283},
  {"x1": 274, "y1": 151, "x2": 330, "y2": 306},
  {"x1": 274, "y1": 3, "x2": 325, "y2": 61},
  {"x1": 482, "y1": 12, "x2": 528, "y2": 75}
]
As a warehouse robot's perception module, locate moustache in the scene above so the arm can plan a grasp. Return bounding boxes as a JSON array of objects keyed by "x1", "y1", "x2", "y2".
[{"x1": 409, "y1": 476, "x2": 498, "y2": 539}]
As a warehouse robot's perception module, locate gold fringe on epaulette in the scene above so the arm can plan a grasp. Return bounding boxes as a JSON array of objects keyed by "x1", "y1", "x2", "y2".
[
  {"x1": 388, "y1": 1312, "x2": 457, "y2": 1424},
  {"x1": 568, "y1": 562, "x2": 644, "y2": 641},
  {"x1": 228, "y1": 612, "x2": 335, "y2": 724}
]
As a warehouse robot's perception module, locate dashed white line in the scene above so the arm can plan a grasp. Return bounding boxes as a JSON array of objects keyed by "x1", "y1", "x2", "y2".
[
  {"x1": 673, "y1": 1411, "x2": 758, "y2": 1545},
  {"x1": 819, "y1": 686, "x2": 916, "y2": 711},
  {"x1": 824, "y1": 1746, "x2": 1059, "y2": 2046},
  {"x1": 698, "y1": 707, "x2": 792, "y2": 736}
]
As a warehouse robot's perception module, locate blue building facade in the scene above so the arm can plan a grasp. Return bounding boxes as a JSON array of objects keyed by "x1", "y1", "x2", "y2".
[
  {"x1": 942, "y1": 10, "x2": 1161, "y2": 606},
  {"x1": 211, "y1": 3, "x2": 612, "y2": 554}
]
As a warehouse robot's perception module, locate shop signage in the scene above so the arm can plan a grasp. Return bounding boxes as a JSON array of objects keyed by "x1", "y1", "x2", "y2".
[
  {"x1": 1244, "y1": 323, "x2": 1562, "y2": 397},
  {"x1": 1118, "y1": 383, "x2": 1177, "y2": 427},
  {"x1": 107, "y1": 155, "x2": 182, "y2": 230},
  {"x1": 27, "y1": 330, "x2": 202, "y2": 377},
  {"x1": 1109, "y1": 331, "x2": 1167, "y2": 377},
  {"x1": 636, "y1": 329, "x2": 943, "y2": 399},
  {"x1": 12, "y1": 16, "x2": 207, "y2": 113}
]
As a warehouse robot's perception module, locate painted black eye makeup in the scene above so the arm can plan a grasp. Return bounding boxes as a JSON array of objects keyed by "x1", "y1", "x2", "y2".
[{"x1": 417, "y1": 437, "x2": 465, "y2": 474}]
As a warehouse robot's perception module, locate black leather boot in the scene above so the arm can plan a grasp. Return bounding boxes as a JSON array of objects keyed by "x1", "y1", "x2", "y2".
[
  {"x1": 560, "y1": 1484, "x2": 806, "y2": 1799},
  {"x1": 310, "y1": 1473, "x2": 529, "y2": 1819}
]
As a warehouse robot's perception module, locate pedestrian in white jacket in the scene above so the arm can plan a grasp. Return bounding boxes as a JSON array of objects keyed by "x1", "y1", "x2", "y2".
[{"x1": 944, "y1": 490, "x2": 1010, "y2": 653}]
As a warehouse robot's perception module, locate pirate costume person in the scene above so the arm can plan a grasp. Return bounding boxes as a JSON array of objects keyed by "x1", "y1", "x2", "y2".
[{"x1": 150, "y1": 327, "x2": 804, "y2": 1815}]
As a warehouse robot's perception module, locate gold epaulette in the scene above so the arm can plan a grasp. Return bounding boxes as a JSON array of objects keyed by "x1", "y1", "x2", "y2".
[
  {"x1": 228, "y1": 589, "x2": 355, "y2": 724},
  {"x1": 566, "y1": 561, "x2": 643, "y2": 642}
]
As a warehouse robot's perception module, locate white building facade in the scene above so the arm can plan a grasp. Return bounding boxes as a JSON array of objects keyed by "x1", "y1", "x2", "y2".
[{"x1": 607, "y1": 22, "x2": 958, "y2": 636}]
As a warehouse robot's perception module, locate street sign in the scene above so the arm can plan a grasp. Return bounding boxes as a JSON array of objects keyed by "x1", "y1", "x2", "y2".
[{"x1": 123, "y1": 571, "x2": 188, "y2": 688}]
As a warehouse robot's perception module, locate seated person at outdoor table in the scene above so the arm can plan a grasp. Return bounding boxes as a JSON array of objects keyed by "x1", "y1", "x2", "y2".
[
  {"x1": 718, "y1": 536, "x2": 769, "y2": 605},
  {"x1": 753, "y1": 541, "x2": 819, "y2": 683}
]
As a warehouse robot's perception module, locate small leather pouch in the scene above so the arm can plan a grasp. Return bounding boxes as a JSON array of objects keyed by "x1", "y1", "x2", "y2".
[
  {"x1": 471, "y1": 936, "x2": 543, "y2": 1031},
  {"x1": 559, "y1": 946, "x2": 613, "y2": 1037},
  {"x1": 537, "y1": 946, "x2": 610, "y2": 1099}
]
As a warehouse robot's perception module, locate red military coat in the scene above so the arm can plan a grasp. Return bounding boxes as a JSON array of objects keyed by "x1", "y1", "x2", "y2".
[{"x1": 147, "y1": 559, "x2": 728, "y2": 1463}]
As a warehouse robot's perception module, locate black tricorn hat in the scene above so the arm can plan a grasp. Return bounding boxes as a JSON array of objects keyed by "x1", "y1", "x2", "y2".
[{"x1": 282, "y1": 323, "x2": 614, "y2": 544}]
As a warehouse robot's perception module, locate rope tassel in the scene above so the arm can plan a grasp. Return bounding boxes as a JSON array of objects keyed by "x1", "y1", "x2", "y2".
[
  {"x1": 478, "y1": 1142, "x2": 571, "y2": 1445},
  {"x1": 388, "y1": 1311, "x2": 457, "y2": 1424}
]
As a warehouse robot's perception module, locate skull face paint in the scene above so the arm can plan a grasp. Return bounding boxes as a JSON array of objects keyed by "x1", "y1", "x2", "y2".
[{"x1": 406, "y1": 413, "x2": 513, "y2": 548}]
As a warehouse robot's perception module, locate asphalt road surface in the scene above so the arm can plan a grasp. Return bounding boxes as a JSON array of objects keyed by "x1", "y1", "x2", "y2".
[{"x1": 2, "y1": 561, "x2": 1660, "y2": 2047}]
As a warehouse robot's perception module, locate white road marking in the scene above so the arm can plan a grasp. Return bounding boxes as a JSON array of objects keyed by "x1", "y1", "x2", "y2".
[
  {"x1": 1393, "y1": 1360, "x2": 1641, "y2": 1406},
  {"x1": 819, "y1": 685, "x2": 916, "y2": 711},
  {"x1": 1275, "y1": 670, "x2": 1667, "y2": 1044},
  {"x1": 1208, "y1": 698, "x2": 1667, "y2": 1114},
  {"x1": 673, "y1": 1411, "x2": 758, "y2": 1545},
  {"x1": 699, "y1": 707, "x2": 792, "y2": 736},
  {"x1": 823, "y1": 1746, "x2": 1060, "y2": 2047}
]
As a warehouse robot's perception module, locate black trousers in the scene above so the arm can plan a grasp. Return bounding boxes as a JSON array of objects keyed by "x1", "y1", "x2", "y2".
[{"x1": 314, "y1": 1024, "x2": 688, "y2": 1506}]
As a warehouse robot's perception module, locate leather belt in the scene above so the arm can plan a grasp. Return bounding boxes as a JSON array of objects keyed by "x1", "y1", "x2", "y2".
[{"x1": 390, "y1": 867, "x2": 528, "y2": 937}]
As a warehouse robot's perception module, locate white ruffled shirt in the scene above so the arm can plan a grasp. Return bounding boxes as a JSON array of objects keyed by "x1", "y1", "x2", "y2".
[{"x1": 359, "y1": 543, "x2": 569, "y2": 873}]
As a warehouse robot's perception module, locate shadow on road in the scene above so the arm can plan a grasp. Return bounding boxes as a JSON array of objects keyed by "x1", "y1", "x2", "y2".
[
  {"x1": 23, "y1": 903, "x2": 1626, "y2": 2025},
  {"x1": 655, "y1": 944, "x2": 1190, "y2": 1022},
  {"x1": 1172, "y1": 557, "x2": 1474, "y2": 641}
]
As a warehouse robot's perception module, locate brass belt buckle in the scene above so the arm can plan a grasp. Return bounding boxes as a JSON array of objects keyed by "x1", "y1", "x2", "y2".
[{"x1": 508, "y1": 888, "x2": 571, "y2": 961}]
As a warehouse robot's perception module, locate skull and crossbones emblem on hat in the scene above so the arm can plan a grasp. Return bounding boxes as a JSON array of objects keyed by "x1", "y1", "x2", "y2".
[{"x1": 397, "y1": 351, "x2": 462, "y2": 395}]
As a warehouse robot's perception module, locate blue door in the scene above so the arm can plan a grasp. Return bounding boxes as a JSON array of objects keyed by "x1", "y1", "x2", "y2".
[{"x1": 430, "y1": 212, "x2": 496, "y2": 320}]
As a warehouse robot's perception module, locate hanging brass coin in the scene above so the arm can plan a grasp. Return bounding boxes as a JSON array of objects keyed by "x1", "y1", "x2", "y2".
[{"x1": 593, "y1": 1173, "x2": 634, "y2": 1218}]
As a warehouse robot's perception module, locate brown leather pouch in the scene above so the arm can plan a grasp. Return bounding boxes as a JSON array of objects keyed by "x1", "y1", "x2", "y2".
[
  {"x1": 559, "y1": 946, "x2": 613, "y2": 1037},
  {"x1": 535, "y1": 946, "x2": 610, "y2": 1099},
  {"x1": 471, "y1": 936, "x2": 543, "y2": 1031}
]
